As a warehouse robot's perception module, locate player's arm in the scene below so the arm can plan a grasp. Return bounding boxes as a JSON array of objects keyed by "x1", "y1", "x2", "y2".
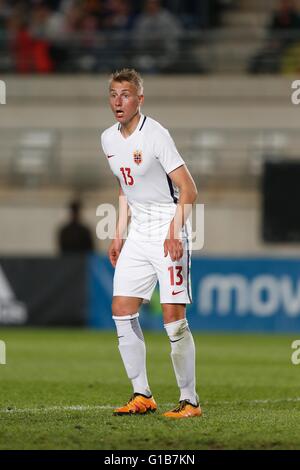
[
  {"x1": 115, "y1": 181, "x2": 130, "y2": 240},
  {"x1": 108, "y1": 181, "x2": 130, "y2": 267},
  {"x1": 164, "y1": 165, "x2": 198, "y2": 262}
]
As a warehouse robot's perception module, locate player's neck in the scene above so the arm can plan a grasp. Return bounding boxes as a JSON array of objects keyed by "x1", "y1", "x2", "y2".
[{"x1": 120, "y1": 112, "x2": 141, "y2": 138}]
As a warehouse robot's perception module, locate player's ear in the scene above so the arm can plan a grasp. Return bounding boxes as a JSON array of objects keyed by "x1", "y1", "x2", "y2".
[{"x1": 138, "y1": 94, "x2": 144, "y2": 106}]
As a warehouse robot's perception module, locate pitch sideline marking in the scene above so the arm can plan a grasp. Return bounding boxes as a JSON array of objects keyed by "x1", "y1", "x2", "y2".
[{"x1": 1, "y1": 397, "x2": 300, "y2": 414}]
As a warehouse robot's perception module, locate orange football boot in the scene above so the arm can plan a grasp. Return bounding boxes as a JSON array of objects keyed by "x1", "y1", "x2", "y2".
[
  {"x1": 163, "y1": 399, "x2": 202, "y2": 419},
  {"x1": 113, "y1": 393, "x2": 157, "y2": 415}
]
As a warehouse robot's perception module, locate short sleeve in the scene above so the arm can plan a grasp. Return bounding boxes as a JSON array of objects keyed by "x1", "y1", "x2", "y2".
[
  {"x1": 100, "y1": 131, "x2": 107, "y2": 155},
  {"x1": 154, "y1": 129, "x2": 185, "y2": 175}
]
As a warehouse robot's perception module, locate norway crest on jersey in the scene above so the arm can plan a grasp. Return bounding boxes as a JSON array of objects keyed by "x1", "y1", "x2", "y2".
[{"x1": 133, "y1": 150, "x2": 142, "y2": 165}]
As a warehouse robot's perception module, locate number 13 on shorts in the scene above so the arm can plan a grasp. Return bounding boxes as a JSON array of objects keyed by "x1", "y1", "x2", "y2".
[{"x1": 168, "y1": 266, "x2": 183, "y2": 286}]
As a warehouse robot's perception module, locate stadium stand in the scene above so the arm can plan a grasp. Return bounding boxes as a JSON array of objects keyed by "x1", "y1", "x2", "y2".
[
  {"x1": 0, "y1": 0, "x2": 242, "y2": 74},
  {"x1": 0, "y1": 0, "x2": 300, "y2": 317},
  {"x1": 2, "y1": 1, "x2": 300, "y2": 74}
]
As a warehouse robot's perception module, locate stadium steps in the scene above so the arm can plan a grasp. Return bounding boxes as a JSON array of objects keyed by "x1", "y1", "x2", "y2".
[
  {"x1": 197, "y1": 39, "x2": 263, "y2": 73},
  {"x1": 211, "y1": 0, "x2": 275, "y2": 73},
  {"x1": 238, "y1": 0, "x2": 276, "y2": 12},
  {"x1": 222, "y1": 11, "x2": 269, "y2": 29}
]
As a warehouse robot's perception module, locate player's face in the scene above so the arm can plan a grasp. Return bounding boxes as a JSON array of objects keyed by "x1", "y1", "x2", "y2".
[{"x1": 109, "y1": 81, "x2": 144, "y2": 126}]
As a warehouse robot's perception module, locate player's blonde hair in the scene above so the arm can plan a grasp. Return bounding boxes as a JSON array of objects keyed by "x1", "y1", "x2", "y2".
[{"x1": 109, "y1": 69, "x2": 144, "y2": 95}]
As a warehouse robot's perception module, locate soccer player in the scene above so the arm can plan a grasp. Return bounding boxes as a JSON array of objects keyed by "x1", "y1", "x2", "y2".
[{"x1": 101, "y1": 69, "x2": 201, "y2": 418}]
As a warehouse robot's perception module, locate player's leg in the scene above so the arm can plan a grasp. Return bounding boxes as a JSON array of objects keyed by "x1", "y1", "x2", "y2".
[
  {"x1": 112, "y1": 239, "x2": 157, "y2": 415},
  {"x1": 112, "y1": 296, "x2": 151, "y2": 398},
  {"x1": 151, "y1": 239, "x2": 201, "y2": 418},
  {"x1": 161, "y1": 303, "x2": 201, "y2": 418}
]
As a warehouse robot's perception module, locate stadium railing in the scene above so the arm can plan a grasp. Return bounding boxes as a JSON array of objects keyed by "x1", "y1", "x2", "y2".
[{"x1": 1, "y1": 128, "x2": 300, "y2": 189}]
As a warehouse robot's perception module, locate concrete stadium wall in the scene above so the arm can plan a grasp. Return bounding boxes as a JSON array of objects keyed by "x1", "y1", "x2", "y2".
[{"x1": 1, "y1": 75, "x2": 299, "y2": 130}]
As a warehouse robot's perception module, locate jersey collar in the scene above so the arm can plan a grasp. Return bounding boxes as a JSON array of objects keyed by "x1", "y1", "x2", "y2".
[{"x1": 118, "y1": 114, "x2": 146, "y2": 139}]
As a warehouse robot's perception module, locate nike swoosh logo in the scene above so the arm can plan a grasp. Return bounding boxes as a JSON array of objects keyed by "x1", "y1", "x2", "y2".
[
  {"x1": 170, "y1": 337, "x2": 184, "y2": 343},
  {"x1": 172, "y1": 290, "x2": 184, "y2": 296},
  {"x1": 107, "y1": 155, "x2": 115, "y2": 159},
  {"x1": 117, "y1": 335, "x2": 124, "y2": 339}
]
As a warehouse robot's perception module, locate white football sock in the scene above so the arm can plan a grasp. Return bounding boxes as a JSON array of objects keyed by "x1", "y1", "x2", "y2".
[
  {"x1": 113, "y1": 313, "x2": 151, "y2": 397},
  {"x1": 164, "y1": 318, "x2": 198, "y2": 406}
]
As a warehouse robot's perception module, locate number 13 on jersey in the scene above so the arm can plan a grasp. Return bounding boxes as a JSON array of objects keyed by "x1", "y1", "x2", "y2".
[{"x1": 120, "y1": 167, "x2": 134, "y2": 186}]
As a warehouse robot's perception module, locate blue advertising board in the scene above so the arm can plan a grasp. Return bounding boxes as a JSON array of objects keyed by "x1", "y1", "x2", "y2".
[{"x1": 88, "y1": 255, "x2": 300, "y2": 332}]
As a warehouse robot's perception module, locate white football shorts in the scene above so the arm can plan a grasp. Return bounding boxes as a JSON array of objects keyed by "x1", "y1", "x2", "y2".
[{"x1": 113, "y1": 238, "x2": 192, "y2": 304}]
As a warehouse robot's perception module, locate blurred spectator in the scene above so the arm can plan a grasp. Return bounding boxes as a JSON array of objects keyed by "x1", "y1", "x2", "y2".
[
  {"x1": 0, "y1": 0, "x2": 10, "y2": 67},
  {"x1": 0, "y1": 0, "x2": 10, "y2": 27},
  {"x1": 76, "y1": 12, "x2": 100, "y2": 71},
  {"x1": 197, "y1": 0, "x2": 233, "y2": 29},
  {"x1": 277, "y1": 0, "x2": 300, "y2": 74},
  {"x1": 30, "y1": 2, "x2": 57, "y2": 39},
  {"x1": 103, "y1": 0, "x2": 135, "y2": 31},
  {"x1": 270, "y1": 0, "x2": 300, "y2": 35},
  {"x1": 57, "y1": 199, "x2": 95, "y2": 254},
  {"x1": 94, "y1": 0, "x2": 135, "y2": 71},
  {"x1": 163, "y1": 0, "x2": 235, "y2": 29},
  {"x1": 7, "y1": 3, "x2": 54, "y2": 73},
  {"x1": 249, "y1": 0, "x2": 300, "y2": 74},
  {"x1": 30, "y1": 2, "x2": 65, "y2": 40},
  {"x1": 0, "y1": 0, "x2": 229, "y2": 73},
  {"x1": 132, "y1": 0, "x2": 182, "y2": 72}
]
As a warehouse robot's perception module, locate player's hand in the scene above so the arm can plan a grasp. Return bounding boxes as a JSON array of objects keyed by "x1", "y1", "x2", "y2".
[
  {"x1": 108, "y1": 238, "x2": 123, "y2": 267},
  {"x1": 164, "y1": 238, "x2": 183, "y2": 262}
]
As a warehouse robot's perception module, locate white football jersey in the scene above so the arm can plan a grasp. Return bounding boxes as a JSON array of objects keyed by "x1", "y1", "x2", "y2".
[{"x1": 101, "y1": 114, "x2": 191, "y2": 241}]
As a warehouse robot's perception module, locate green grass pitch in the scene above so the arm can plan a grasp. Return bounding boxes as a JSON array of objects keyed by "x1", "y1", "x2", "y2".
[{"x1": 0, "y1": 328, "x2": 300, "y2": 450}]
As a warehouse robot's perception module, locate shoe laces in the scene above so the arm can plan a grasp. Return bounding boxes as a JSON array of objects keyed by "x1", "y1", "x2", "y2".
[
  {"x1": 126, "y1": 394, "x2": 137, "y2": 405},
  {"x1": 172, "y1": 399, "x2": 199, "y2": 412},
  {"x1": 172, "y1": 400, "x2": 189, "y2": 413},
  {"x1": 126, "y1": 392, "x2": 145, "y2": 405}
]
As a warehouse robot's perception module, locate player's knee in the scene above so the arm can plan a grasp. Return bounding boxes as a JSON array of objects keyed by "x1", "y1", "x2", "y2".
[
  {"x1": 163, "y1": 305, "x2": 186, "y2": 325},
  {"x1": 112, "y1": 298, "x2": 134, "y2": 316}
]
